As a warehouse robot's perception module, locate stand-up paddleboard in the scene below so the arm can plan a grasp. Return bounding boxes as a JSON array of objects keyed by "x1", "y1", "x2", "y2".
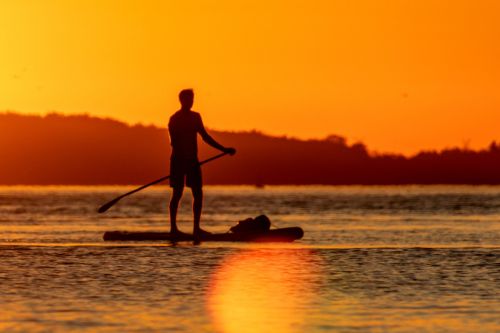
[{"x1": 103, "y1": 227, "x2": 303, "y2": 242}]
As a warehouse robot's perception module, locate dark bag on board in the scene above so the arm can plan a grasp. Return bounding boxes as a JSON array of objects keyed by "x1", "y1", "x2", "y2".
[{"x1": 230, "y1": 215, "x2": 271, "y2": 234}]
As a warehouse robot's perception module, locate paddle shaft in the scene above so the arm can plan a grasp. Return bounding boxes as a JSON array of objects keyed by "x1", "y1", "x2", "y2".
[
  {"x1": 98, "y1": 151, "x2": 228, "y2": 213},
  {"x1": 116, "y1": 151, "x2": 227, "y2": 197}
]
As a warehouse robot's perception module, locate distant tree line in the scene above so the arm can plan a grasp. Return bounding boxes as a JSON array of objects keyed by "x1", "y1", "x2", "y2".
[{"x1": 0, "y1": 112, "x2": 499, "y2": 185}]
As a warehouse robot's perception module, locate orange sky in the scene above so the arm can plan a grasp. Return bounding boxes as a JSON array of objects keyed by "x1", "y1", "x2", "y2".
[{"x1": 1, "y1": 1, "x2": 499, "y2": 154}]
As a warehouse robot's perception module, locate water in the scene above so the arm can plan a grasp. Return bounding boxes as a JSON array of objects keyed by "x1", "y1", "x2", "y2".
[{"x1": 0, "y1": 186, "x2": 499, "y2": 332}]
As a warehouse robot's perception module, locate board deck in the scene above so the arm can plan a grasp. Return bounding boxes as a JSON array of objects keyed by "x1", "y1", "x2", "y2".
[{"x1": 103, "y1": 227, "x2": 303, "y2": 242}]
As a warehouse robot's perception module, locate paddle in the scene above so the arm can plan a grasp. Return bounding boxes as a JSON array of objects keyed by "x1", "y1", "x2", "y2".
[{"x1": 97, "y1": 151, "x2": 229, "y2": 213}]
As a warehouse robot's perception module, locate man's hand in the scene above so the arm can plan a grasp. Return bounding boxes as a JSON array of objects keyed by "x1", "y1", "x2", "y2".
[{"x1": 224, "y1": 147, "x2": 237, "y2": 156}]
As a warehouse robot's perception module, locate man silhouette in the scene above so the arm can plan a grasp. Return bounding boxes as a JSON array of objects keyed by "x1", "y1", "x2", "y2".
[{"x1": 168, "y1": 89, "x2": 236, "y2": 237}]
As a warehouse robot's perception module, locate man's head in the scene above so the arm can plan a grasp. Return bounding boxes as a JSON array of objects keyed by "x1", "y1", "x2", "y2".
[{"x1": 179, "y1": 89, "x2": 194, "y2": 110}]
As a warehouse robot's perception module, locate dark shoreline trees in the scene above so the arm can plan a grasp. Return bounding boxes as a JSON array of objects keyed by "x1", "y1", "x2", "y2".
[{"x1": 1, "y1": 112, "x2": 499, "y2": 185}]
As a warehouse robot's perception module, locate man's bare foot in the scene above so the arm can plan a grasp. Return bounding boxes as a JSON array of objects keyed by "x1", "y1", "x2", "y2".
[
  {"x1": 170, "y1": 229, "x2": 191, "y2": 238},
  {"x1": 193, "y1": 228, "x2": 212, "y2": 238}
]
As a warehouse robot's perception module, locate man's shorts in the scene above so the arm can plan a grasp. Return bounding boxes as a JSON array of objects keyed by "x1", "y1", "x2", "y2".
[{"x1": 169, "y1": 157, "x2": 202, "y2": 189}]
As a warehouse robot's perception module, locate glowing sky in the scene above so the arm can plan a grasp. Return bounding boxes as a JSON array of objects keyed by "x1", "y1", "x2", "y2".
[{"x1": 1, "y1": 1, "x2": 499, "y2": 154}]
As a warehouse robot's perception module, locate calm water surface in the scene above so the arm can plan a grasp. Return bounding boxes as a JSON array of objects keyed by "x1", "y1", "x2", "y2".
[{"x1": 0, "y1": 186, "x2": 499, "y2": 332}]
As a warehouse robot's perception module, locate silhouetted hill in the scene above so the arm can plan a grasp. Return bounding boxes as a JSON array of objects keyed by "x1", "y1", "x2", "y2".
[{"x1": 1, "y1": 112, "x2": 499, "y2": 185}]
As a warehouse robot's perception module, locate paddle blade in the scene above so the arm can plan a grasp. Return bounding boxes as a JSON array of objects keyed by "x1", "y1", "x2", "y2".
[{"x1": 97, "y1": 197, "x2": 121, "y2": 213}]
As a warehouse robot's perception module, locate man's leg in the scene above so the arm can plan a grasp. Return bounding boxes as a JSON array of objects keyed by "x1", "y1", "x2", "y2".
[
  {"x1": 169, "y1": 186, "x2": 184, "y2": 233},
  {"x1": 192, "y1": 186, "x2": 202, "y2": 232},
  {"x1": 192, "y1": 186, "x2": 210, "y2": 235}
]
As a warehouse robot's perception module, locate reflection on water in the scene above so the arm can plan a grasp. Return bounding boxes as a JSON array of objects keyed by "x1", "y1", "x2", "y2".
[
  {"x1": 0, "y1": 186, "x2": 499, "y2": 332},
  {"x1": 208, "y1": 250, "x2": 319, "y2": 333},
  {"x1": 1, "y1": 246, "x2": 499, "y2": 332}
]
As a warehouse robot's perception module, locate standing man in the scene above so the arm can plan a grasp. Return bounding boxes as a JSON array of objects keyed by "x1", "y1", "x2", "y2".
[{"x1": 168, "y1": 89, "x2": 236, "y2": 237}]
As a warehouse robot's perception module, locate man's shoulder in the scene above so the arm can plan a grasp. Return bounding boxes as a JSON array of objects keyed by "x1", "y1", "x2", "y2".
[
  {"x1": 190, "y1": 110, "x2": 201, "y2": 118},
  {"x1": 170, "y1": 110, "x2": 200, "y2": 118},
  {"x1": 168, "y1": 111, "x2": 177, "y2": 123},
  {"x1": 169, "y1": 110, "x2": 201, "y2": 126},
  {"x1": 169, "y1": 110, "x2": 186, "y2": 124},
  {"x1": 186, "y1": 110, "x2": 202, "y2": 123},
  {"x1": 169, "y1": 110, "x2": 182, "y2": 119}
]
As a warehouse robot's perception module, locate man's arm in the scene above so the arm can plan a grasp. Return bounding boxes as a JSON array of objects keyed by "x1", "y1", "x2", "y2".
[{"x1": 198, "y1": 115, "x2": 236, "y2": 155}]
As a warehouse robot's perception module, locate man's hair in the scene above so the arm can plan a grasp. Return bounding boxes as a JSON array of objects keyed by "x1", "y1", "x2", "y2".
[{"x1": 179, "y1": 89, "x2": 194, "y2": 103}]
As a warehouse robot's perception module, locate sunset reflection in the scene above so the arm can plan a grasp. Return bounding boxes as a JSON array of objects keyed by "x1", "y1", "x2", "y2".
[{"x1": 207, "y1": 249, "x2": 319, "y2": 333}]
